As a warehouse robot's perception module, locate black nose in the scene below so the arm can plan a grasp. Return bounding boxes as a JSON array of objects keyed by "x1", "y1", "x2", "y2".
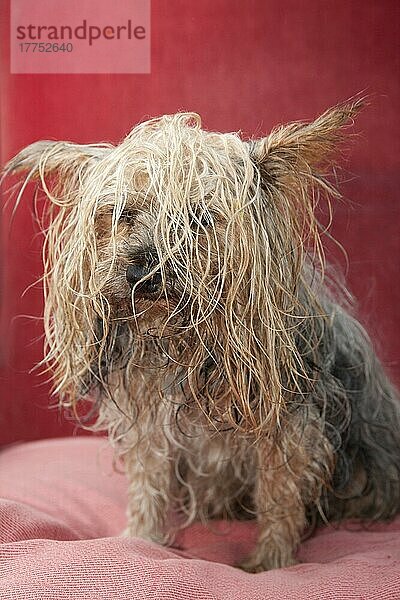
[
  {"x1": 126, "y1": 263, "x2": 149, "y2": 286},
  {"x1": 126, "y1": 260, "x2": 162, "y2": 294}
]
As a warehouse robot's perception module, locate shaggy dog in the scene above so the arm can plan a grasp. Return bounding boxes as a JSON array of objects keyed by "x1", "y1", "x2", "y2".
[{"x1": 5, "y1": 100, "x2": 400, "y2": 572}]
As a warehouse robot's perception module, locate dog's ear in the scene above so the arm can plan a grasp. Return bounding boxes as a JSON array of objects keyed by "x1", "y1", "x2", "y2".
[
  {"x1": 3, "y1": 141, "x2": 113, "y2": 210},
  {"x1": 4, "y1": 140, "x2": 111, "y2": 178},
  {"x1": 250, "y1": 99, "x2": 364, "y2": 184}
]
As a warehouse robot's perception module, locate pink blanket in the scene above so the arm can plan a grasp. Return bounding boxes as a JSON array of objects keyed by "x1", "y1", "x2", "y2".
[{"x1": 0, "y1": 437, "x2": 399, "y2": 599}]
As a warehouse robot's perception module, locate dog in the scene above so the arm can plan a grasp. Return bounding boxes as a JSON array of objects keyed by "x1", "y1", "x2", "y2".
[{"x1": 4, "y1": 100, "x2": 400, "y2": 572}]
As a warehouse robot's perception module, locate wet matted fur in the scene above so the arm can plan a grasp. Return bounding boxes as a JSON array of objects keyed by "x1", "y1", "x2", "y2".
[{"x1": 4, "y1": 100, "x2": 400, "y2": 572}]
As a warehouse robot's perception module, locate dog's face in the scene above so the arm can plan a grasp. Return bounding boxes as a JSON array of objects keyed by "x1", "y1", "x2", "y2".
[
  {"x1": 5, "y1": 102, "x2": 362, "y2": 428},
  {"x1": 89, "y1": 116, "x2": 258, "y2": 330}
]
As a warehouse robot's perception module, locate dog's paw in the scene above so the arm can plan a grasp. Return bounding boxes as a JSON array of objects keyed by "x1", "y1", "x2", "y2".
[
  {"x1": 121, "y1": 525, "x2": 166, "y2": 545},
  {"x1": 120, "y1": 527, "x2": 131, "y2": 538},
  {"x1": 238, "y1": 552, "x2": 298, "y2": 573}
]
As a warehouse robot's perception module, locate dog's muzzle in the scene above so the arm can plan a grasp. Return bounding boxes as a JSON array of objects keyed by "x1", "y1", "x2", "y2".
[{"x1": 126, "y1": 256, "x2": 162, "y2": 296}]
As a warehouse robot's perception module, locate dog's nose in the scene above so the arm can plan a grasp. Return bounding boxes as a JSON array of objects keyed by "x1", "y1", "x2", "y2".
[
  {"x1": 126, "y1": 263, "x2": 149, "y2": 287},
  {"x1": 126, "y1": 262, "x2": 162, "y2": 294}
]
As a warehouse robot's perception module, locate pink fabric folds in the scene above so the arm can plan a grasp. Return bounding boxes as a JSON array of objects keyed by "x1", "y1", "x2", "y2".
[{"x1": 0, "y1": 437, "x2": 399, "y2": 599}]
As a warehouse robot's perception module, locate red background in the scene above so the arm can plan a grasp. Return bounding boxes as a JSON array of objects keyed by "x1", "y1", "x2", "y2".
[{"x1": 1, "y1": 0, "x2": 399, "y2": 445}]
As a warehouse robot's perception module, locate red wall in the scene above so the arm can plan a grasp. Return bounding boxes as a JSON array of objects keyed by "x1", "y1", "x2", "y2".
[{"x1": 1, "y1": 0, "x2": 399, "y2": 445}]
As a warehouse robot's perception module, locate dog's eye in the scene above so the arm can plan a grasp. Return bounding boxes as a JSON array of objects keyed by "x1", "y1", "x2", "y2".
[
  {"x1": 190, "y1": 209, "x2": 214, "y2": 230},
  {"x1": 119, "y1": 208, "x2": 138, "y2": 225},
  {"x1": 200, "y1": 209, "x2": 213, "y2": 228}
]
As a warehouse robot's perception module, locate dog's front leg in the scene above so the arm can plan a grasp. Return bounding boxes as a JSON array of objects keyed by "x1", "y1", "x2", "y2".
[
  {"x1": 240, "y1": 440, "x2": 306, "y2": 572},
  {"x1": 123, "y1": 433, "x2": 171, "y2": 544},
  {"x1": 240, "y1": 421, "x2": 327, "y2": 573},
  {"x1": 240, "y1": 418, "x2": 331, "y2": 572},
  {"x1": 239, "y1": 446, "x2": 306, "y2": 572}
]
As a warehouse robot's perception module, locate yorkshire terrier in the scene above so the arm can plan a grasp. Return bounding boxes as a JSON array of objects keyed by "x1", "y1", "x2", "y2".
[{"x1": 5, "y1": 100, "x2": 400, "y2": 572}]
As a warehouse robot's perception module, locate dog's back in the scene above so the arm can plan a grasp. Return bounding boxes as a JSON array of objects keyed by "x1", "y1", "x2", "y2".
[{"x1": 317, "y1": 297, "x2": 400, "y2": 522}]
